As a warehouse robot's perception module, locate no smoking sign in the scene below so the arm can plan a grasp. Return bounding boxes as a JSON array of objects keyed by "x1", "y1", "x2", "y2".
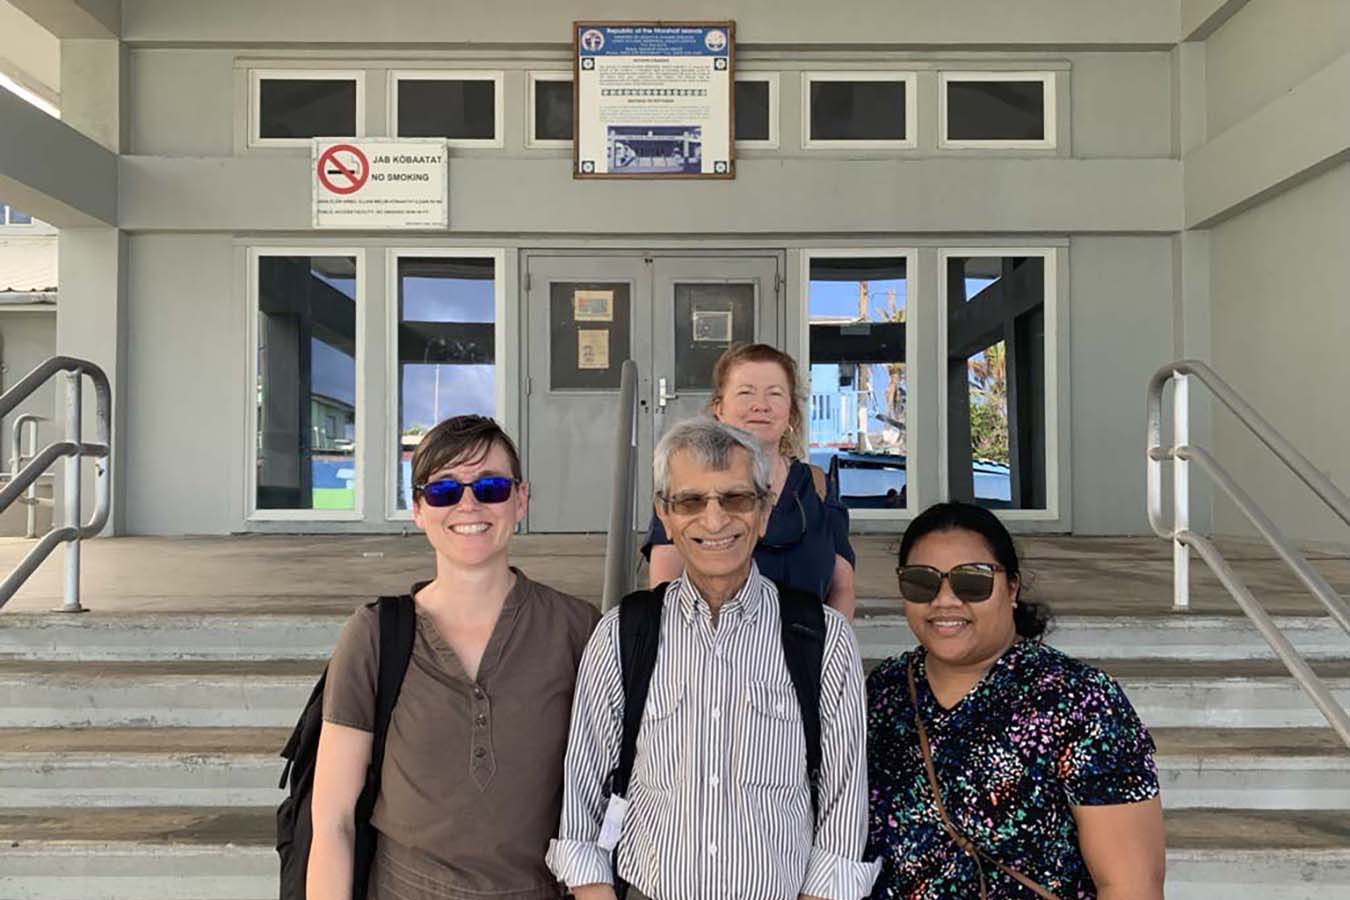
[
  {"x1": 317, "y1": 144, "x2": 370, "y2": 195},
  {"x1": 312, "y1": 139, "x2": 448, "y2": 229}
]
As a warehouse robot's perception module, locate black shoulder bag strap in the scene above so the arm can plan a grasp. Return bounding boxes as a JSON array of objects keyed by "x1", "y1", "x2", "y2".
[
  {"x1": 612, "y1": 584, "x2": 668, "y2": 799},
  {"x1": 775, "y1": 582, "x2": 827, "y2": 825},
  {"x1": 351, "y1": 595, "x2": 417, "y2": 900},
  {"x1": 608, "y1": 583, "x2": 668, "y2": 900}
]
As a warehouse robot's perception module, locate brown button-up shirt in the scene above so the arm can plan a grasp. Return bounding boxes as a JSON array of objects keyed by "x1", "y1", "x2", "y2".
[{"x1": 324, "y1": 569, "x2": 600, "y2": 898}]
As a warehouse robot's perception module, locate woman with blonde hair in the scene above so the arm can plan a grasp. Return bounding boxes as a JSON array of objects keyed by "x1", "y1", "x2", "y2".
[{"x1": 643, "y1": 342, "x2": 858, "y2": 618}]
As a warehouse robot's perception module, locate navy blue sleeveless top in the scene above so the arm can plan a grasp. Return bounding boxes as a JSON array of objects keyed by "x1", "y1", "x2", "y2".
[{"x1": 641, "y1": 460, "x2": 855, "y2": 603}]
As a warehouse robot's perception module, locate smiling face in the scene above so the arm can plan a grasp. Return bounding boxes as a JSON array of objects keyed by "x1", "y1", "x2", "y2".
[
  {"x1": 902, "y1": 527, "x2": 1019, "y2": 670},
  {"x1": 712, "y1": 360, "x2": 794, "y2": 451},
  {"x1": 412, "y1": 440, "x2": 527, "y2": 571},
  {"x1": 655, "y1": 446, "x2": 770, "y2": 590}
]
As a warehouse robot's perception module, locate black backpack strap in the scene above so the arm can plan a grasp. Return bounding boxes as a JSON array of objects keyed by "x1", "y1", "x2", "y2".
[
  {"x1": 351, "y1": 595, "x2": 416, "y2": 899},
  {"x1": 611, "y1": 583, "x2": 668, "y2": 798},
  {"x1": 775, "y1": 582, "x2": 827, "y2": 825}
]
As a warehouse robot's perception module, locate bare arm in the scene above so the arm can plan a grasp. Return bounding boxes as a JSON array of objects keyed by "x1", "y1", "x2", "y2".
[
  {"x1": 647, "y1": 544, "x2": 684, "y2": 587},
  {"x1": 572, "y1": 887, "x2": 619, "y2": 900},
  {"x1": 825, "y1": 555, "x2": 856, "y2": 622},
  {"x1": 1073, "y1": 797, "x2": 1165, "y2": 900},
  {"x1": 306, "y1": 722, "x2": 374, "y2": 900}
]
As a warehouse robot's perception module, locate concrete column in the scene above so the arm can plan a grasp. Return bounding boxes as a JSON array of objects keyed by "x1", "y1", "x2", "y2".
[
  {"x1": 54, "y1": 36, "x2": 127, "y2": 534},
  {"x1": 907, "y1": 248, "x2": 942, "y2": 517}
]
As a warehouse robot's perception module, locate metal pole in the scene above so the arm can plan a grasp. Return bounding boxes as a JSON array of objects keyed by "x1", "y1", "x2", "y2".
[
  {"x1": 23, "y1": 421, "x2": 36, "y2": 538},
  {"x1": 1172, "y1": 372, "x2": 1190, "y2": 611},
  {"x1": 61, "y1": 371, "x2": 84, "y2": 613}
]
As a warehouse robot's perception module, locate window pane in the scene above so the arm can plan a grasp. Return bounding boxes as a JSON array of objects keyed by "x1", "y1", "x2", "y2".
[
  {"x1": 673, "y1": 283, "x2": 755, "y2": 391},
  {"x1": 734, "y1": 80, "x2": 770, "y2": 142},
  {"x1": 809, "y1": 80, "x2": 905, "y2": 141},
  {"x1": 945, "y1": 256, "x2": 1046, "y2": 510},
  {"x1": 256, "y1": 256, "x2": 358, "y2": 511},
  {"x1": 808, "y1": 257, "x2": 908, "y2": 510},
  {"x1": 396, "y1": 257, "x2": 496, "y2": 509},
  {"x1": 258, "y1": 79, "x2": 357, "y2": 139},
  {"x1": 534, "y1": 79, "x2": 573, "y2": 142},
  {"x1": 398, "y1": 79, "x2": 495, "y2": 139},
  {"x1": 6, "y1": 206, "x2": 33, "y2": 225},
  {"x1": 947, "y1": 80, "x2": 1045, "y2": 141}
]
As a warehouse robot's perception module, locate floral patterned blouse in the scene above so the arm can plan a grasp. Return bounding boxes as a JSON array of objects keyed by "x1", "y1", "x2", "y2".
[{"x1": 866, "y1": 641, "x2": 1159, "y2": 899}]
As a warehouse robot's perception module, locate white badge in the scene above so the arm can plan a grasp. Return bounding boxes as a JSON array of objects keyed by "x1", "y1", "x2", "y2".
[{"x1": 596, "y1": 794, "x2": 629, "y2": 852}]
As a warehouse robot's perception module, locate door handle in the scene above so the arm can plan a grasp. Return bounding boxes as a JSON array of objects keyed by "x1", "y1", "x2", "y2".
[{"x1": 657, "y1": 376, "x2": 680, "y2": 411}]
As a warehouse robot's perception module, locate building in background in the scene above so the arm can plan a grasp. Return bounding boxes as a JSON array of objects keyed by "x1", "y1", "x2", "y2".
[{"x1": 0, "y1": 0, "x2": 1345, "y2": 545}]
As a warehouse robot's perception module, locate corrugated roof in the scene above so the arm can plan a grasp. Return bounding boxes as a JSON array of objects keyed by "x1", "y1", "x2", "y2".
[{"x1": 0, "y1": 238, "x2": 58, "y2": 293}]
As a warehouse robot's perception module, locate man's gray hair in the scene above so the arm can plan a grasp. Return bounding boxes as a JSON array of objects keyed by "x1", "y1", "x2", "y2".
[{"x1": 653, "y1": 417, "x2": 771, "y2": 498}]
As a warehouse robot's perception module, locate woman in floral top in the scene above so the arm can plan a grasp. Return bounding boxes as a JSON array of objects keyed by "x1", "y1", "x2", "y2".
[{"x1": 866, "y1": 503, "x2": 1164, "y2": 899}]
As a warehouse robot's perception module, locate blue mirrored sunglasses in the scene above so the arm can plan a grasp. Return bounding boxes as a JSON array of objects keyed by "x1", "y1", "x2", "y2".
[{"x1": 415, "y1": 476, "x2": 517, "y2": 507}]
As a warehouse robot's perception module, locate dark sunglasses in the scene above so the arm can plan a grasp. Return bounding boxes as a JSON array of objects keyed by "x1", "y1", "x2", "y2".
[
  {"x1": 659, "y1": 491, "x2": 766, "y2": 516},
  {"x1": 415, "y1": 476, "x2": 517, "y2": 508},
  {"x1": 896, "y1": 563, "x2": 1004, "y2": 604}
]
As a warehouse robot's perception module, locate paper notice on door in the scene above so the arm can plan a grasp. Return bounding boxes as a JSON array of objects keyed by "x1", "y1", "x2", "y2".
[
  {"x1": 578, "y1": 329, "x2": 610, "y2": 369},
  {"x1": 574, "y1": 290, "x2": 615, "y2": 322}
]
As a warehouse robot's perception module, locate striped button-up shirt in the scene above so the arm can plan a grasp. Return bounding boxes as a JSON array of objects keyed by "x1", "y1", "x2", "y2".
[{"x1": 546, "y1": 566, "x2": 879, "y2": 900}]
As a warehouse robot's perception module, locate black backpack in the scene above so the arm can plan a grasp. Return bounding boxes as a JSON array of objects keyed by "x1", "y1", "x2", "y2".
[
  {"x1": 276, "y1": 596, "x2": 417, "y2": 900},
  {"x1": 608, "y1": 581, "x2": 826, "y2": 897}
]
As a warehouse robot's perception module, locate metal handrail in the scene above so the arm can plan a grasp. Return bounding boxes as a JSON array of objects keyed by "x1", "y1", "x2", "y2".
[
  {"x1": 1147, "y1": 359, "x2": 1350, "y2": 747},
  {"x1": 8, "y1": 413, "x2": 51, "y2": 538},
  {"x1": 602, "y1": 360, "x2": 640, "y2": 612},
  {"x1": 0, "y1": 356, "x2": 112, "y2": 613}
]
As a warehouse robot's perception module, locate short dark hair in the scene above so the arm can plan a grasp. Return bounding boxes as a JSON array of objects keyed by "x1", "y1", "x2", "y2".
[
  {"x1": 898, "y1": 501, "x2": 1051, "y2": 640},
  {"x1": 411, "y1": 416, "x2": 522, "y2": 499}
]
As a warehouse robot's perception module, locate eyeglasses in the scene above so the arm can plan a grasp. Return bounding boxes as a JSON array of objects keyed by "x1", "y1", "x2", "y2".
[
  {"x1": 658, "y1": 491, "x2": 766, "y2": 516},
  {"x1": 896, "y1": 563, "x2": 1004, "y2": 604},
  {"x1": 415, "y1": 476, "x2": 518, "y2": 507}
]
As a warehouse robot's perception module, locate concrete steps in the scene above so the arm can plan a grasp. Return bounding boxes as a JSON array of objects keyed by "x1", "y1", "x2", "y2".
[
  {"x1": 0, "y1": 607, "x2": 1345, "y2": 898},
  {"x1": 1, "y1": 726, "x2": 1345, "y2": 810},
  {"x1": 2, "y1": 807, "x2": 1346, "y2": 900}
]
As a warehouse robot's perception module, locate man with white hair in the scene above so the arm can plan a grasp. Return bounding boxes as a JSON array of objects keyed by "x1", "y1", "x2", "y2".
[{"x1": 547, "y1": 418, "x2": 877, "y2": 900}]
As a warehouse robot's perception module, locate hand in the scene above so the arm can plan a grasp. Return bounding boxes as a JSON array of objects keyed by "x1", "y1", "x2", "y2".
[{"x1": 572, "y1": 884, "x2": 619, "y2": 900}]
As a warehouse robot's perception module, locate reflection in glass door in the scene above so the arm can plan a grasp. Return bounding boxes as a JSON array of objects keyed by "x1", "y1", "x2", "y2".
[
  {"x1": 806, "y1": 255, "x2": 909, "y2": 511},
  {"x1": 944, "y1": 254, "x2": 1047, "y2": 510},
  {"x1": 393, "y1": 254, "x2": 499, "y2": 511}
]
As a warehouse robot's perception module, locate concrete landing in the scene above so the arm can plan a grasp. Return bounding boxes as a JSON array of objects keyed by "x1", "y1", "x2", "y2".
[{"x1": 0, "y1": 534, "x2": 1347, "y2": 616}]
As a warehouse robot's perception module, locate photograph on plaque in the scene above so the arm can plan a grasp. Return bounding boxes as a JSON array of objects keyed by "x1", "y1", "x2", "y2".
[
  {"x1": 692, "y1": 308, "x2": 734, "y2": 343},
  {"x1": 573, "y1": 289, "x2": 614, "y2": 322},
  {"x1": 575, "y1": 22, "x2": 734, "y2": 179},
  {"x1": 577, "y1": 329, "x2": 610, "y2": 369}
]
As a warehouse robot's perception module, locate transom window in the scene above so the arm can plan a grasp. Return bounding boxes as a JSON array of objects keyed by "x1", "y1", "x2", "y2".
[
  {"x1": 734, "y1": 74, "x2": 778, "y2": 147},
  {"x1": 528, "y1": 72, "x2": 573, "y2": 147},
  {"x1": 391, "y1": 71, "x2": 503, "y2": 147},
  {"x1": 803, "y1": 72, "x2": 916, "y2": 149},
  {"x1": 940, "y1": 72, "x2": 1056, "y2": 148},
  {"x1": 1, "y1": 205, "x2": 34, "y2": 226},
  {"x1": 250, "y1": 71, "x2": 363, "y2": 146}
]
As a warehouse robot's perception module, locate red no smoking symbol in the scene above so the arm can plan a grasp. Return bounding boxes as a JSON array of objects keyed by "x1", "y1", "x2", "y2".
[{"x1": 317, "y1": 144, "x2": 370, "y2": 195}]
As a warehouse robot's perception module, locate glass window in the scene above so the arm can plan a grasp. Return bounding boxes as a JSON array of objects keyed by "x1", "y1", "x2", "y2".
[
  {"x1": 533, "y1": 78, "x2": 573, "y2": 143},
  {"x1": 807, "y1": 257, "x2": 908, "y2": 510},
  {"x1": 735, "y1": 80, "x2": 771, "y2": 143},
  {"x1": 809, "y1": 78, "x2": 907, "y2": 142},
  {"x1": 258, "y1": 78, "x2": 358, "y2": 139},
  {"x1": 395, "y1": 256, "x2": 497, "y2": 510},
  {"x1": 397, "y1": 77, "x2": 496, "y2": 140},
  {"x1": 255, "y1": 255, "x2": 358, "y2": 512},
  {"x1": 946, "y1": 78, "x2": 1046, "y2": 142},
  {"x1": 3, "y1": 205, "x2": 34, "y2": 225},
  {"x1": 673, "y1": 283, "x2": 755, "y2": 391},
  {"x1": 945, "y1": 255, "x2": 1047, "y2": 510}
]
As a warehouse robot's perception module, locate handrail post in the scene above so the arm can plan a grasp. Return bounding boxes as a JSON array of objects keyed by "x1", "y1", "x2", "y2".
[
  {"x1": 61, "y1": 371, "x2": 84, "y2": 613},
  {"x1": 1172, "y1": 371, "x2": 1190, "y2": 611}
]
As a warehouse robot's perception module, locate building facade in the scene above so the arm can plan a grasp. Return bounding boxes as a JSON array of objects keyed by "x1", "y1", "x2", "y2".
[{"x1": 0, "y1": 0, "x2": 1346, "y2": 541}]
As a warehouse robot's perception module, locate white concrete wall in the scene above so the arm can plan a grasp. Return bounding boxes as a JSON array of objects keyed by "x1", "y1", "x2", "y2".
[
  {"x1": 1200, "y1": 0, "x2": 1350, "y2": 544},
  {"x1": 1209, "y1": 161, "x2": 1350, "y2": 543}
]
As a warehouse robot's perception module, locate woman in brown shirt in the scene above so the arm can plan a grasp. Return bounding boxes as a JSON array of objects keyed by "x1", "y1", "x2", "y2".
[{"x1": 308, "y1": 416, "x2": 600, "y2": 900}]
